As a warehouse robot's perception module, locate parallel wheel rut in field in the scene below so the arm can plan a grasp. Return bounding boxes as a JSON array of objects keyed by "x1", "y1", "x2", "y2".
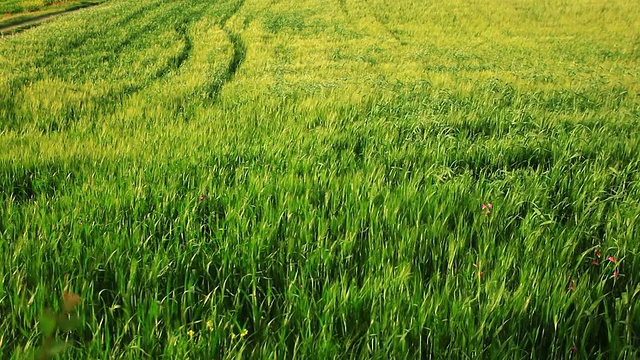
[
  {"x1": 209, "y1": 0, "x2": 246, "y2": 100},
  {"x1": 338, "y1": 0, "x2": 348, "y2": 15},
  {"x1": 153, "y1": 20, "x2": 193, "y2": 80},
  {"x1": 366, "y1": 3, "x2": 406, "y2": 45},
  {"x1": 213, "y1": 30, "x2": 245, "y2": 97}
]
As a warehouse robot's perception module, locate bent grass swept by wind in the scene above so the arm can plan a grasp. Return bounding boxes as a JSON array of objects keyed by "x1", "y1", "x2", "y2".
[{"x1": 0, "y1": 0, "x2": 639, "y2": 358}]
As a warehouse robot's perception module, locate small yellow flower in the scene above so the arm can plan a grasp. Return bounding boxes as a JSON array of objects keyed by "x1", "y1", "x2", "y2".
[
  {"x1": 187, "y1": 330, "x2": 195, "y2": 338},
  {"x1": 206, "y1": 320, "x2": 214, "y2": 332},
  {"x1": 240, "y1": 329, "x2": 248, "y2": 338},
  {"x1": 231, "y1": 332, "x2": 237, "y2": 340}
]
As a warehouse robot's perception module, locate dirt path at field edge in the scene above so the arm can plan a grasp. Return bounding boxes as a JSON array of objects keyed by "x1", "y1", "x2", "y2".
[{"x1": 0, "y1": 3, "x2": 99, "y2": 35}]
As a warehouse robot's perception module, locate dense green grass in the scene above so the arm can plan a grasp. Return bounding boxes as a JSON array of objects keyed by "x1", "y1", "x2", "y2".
[{"x1": 1, "y1": 0, "x2": 639, "y2": 358}]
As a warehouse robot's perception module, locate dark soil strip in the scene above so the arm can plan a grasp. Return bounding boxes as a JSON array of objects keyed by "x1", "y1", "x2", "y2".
[{"x1": 0, "y1": 2, "x2": 100, "y2": 35}]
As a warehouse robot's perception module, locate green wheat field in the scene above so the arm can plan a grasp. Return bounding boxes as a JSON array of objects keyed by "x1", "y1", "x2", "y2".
[{"x1": 1, "y1": 0, "x2": 639, "y2": 358}]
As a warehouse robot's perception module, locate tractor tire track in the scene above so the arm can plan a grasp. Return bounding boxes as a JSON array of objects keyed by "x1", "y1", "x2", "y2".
[
  {"x1": 212, "y1": 0, "x2": 246, "y2": 100},
  {"x1": 367, "y1": 3, "x2": 407, "y2": 45},
  {"x1": 338, "y1": 0, "x2": 348, "y2": 16}
]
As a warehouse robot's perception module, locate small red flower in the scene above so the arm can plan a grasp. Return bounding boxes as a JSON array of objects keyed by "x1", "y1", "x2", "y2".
[
  {"x1": 570, "y1": 346, "x2": 577, "y2": 352},
  {"x1": 198, "y1": 195, "x2": 206, "y2": 203},
  {"x1": 608, "y1": 256, "x2": 616, "y2": 263},
  {"x1": 569, "y1": 285, "x2": 575, "y2": 290},
  {"x1": 595, "y1": 250, "x2": 601, "y2": 258},
  {"x1": 473, "y1": 262, "x2": 478, "y2": 268},
  {"x1": 613, "y1": 270, "x2": 619, "y2": 278},
  {"x1": 592, "y1": 260, "x2": 599, "y2": 265}
]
